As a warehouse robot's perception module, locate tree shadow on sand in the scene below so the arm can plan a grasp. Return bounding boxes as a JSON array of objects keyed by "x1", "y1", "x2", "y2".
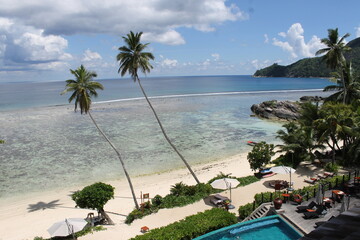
[{"x1": 27, "y1": 199, "x2": 62, "y2": 212}]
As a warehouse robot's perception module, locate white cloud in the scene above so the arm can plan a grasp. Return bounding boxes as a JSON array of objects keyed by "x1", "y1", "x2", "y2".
[
  {"x1": 272, "y1": 23, "x2": 324, "y2": 59},
  {"x1": 264, "y1": 34, "x2": 269, "y2": 43},
  {"x1": 0, "y1": 0, "x2": 245, "y2": 45},
  {"x1": 82, "y1": 49, "x2": 102, "y2": 62},
  {"x1": 251, "y1": 59, "x2": 272, "y2": 69},
  {"x1": 142, "y1": 30, "x2": 185, "y2": 45},
  {"x1": 159, "y1": 58, "x2": 178, "y2": 68},
  {"x1": 0, "y1": 17, "x2": 71, "y2": 71},
  {"x1": 356, "y1": 26, "x2": 360, "y2": 38},
  {"x1": 211, "y1": 53, "x2": 220, "y2": 61}
]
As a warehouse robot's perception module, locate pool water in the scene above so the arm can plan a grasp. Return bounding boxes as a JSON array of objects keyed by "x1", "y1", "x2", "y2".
[{"x1": 194, "y1": 215, "x2": 302, "y2": 240}]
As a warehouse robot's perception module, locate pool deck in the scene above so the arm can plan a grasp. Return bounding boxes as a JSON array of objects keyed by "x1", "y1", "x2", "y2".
[{"x1": 273, "y1": 190, "x2": 360, "y2": 237}]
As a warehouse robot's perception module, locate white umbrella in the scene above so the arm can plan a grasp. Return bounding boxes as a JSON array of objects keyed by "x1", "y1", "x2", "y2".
[
  {"x1": 270, "y1": 166, "x2": 296, "y2": 190},
  {"x1": 210, "y1": 178, "x2": 240, "y2": 201},
  {"x1": 48, "y1": 218, "x2": 88, "y2": 237}
]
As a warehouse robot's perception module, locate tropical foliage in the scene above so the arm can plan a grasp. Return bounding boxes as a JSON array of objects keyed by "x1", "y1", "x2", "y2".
[
  {"x1": 247, "y1": 141, "x2": 275, "y2": 171},
  {"x1": 117, "y1": 31, "x2": 200, "y2": 184},
  {"x1": 130, "y1": 208, "x2": 237, "y2": 240},
  {"x1": 72, "y1": 182, "x2": 115, "y2": 224}
]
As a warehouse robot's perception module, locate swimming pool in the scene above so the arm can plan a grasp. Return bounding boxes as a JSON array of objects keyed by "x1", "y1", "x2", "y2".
[{"x1": 193, "y1": 215, "x2": 302, "y2": 240}]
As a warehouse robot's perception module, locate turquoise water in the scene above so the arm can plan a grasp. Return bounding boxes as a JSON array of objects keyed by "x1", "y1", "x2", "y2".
[
  {"x1": 0, "y1": 76, "x2": 331, "y2": 198},
  {"x1": 194, "y1": 215, "x2": 302, "y2": 240}
]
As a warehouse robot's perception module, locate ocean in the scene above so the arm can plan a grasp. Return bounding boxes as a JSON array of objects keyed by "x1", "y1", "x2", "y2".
[{"x1": 0, "y1": 75, "x2": 331, "y2": 198}]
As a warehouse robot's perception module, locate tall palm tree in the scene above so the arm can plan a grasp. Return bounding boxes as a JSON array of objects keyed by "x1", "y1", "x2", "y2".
[
  {"x1": 117, "y1": 31, "x2": 200, "y2": 184},
  {"x1": 324, "y1": 60, "x2": 360, "y2": 104},
  {"x1": 314, "y1": 103, "x2": 353, "y2": 164},
  {"x1": 61, "y1": 65, "x2": 140, "y2": 210},
  {"x1": 315, "y1": 28, "x2": 351, "y2": 103}
]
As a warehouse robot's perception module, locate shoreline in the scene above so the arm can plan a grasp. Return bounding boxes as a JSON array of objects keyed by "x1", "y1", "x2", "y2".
[
  {"x1": 0, "y1": 151, "x2": 255, "y2": 240},
  {"x1": 0, "y1": 149, "x2": 331, "y2": 240}
]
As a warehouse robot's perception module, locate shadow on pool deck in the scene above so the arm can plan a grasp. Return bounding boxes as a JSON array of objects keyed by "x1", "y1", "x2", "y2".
[{"x1": 276, "y1": 190, "x2": 360, "y2": 236}]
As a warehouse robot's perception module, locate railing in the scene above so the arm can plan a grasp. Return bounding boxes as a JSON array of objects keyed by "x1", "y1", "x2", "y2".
[{"x1": 242, "y1": 202, "x2": 272, "y2": 222}]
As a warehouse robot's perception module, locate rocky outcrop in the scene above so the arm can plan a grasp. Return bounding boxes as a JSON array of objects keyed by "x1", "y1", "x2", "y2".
[
  {"x1": 299, "y1": 96, "x2": 324, "y2": 102},
  {"x1": 250, "y1": 100, "x2": 300, "y2": 121}
]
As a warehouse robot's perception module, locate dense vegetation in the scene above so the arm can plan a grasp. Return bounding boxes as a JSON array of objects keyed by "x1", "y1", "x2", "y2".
[
  {"x1": 126, "y1": 174, "x2": 259, "y2": 224},
  {"x1": 129, "y1": 208, "x2": 237, "y2": 240},
  {"x1": 254, "y1": 37, "x2": 360, "y2": 78}
]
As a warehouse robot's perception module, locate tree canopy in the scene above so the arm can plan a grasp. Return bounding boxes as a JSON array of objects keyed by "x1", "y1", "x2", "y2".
[
  {"x1": 72, "y1": 182, "x2": 114, "y2": 211},
  {"x1": 247, "y1": 141, "x2": 275, "y2": 172}
]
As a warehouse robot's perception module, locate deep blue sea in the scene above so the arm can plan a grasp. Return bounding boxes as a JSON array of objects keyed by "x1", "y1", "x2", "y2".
[
  {"x1": 0, "y1": 75, "x2": 331, "y2": 198},
  {"x1": 0, "y1": 75, "x2": 330, "y2": 111}
]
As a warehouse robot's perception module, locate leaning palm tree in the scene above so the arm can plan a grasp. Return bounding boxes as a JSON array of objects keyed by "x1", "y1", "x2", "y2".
[
  {"x1": 117, "y1": 31, "x2": 200, "y2": 184},
  {"x1": 324, "y1": 60, "x2": 360, "y2": 104},
  {"x1": 315, "y1": 28, "x2": 351, "y2": 103},
  {"x1": 61, "y1": 65, "x2": 139, "y2": 210}
]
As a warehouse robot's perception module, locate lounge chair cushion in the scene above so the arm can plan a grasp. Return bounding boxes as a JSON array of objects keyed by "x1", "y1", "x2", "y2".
[{"x1": 297, "y1": 201, "x2": 317, "y2": 212}]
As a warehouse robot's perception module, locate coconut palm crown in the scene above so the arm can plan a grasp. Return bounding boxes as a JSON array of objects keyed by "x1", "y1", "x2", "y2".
[
  {"x1": 315, "y1": 28, "x2": 351, "y2": 70},
  {"x1": 117, "y1": 31, "x2": 154, "y2": 80},
  {"x1": 61, "y1": 65, "x2": 104, "y2": 114}
]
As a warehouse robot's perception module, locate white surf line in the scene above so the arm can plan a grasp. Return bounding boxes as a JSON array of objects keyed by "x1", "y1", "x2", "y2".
[{"x1": 93, "y1": 89, "x2": 324, "y2": 105}]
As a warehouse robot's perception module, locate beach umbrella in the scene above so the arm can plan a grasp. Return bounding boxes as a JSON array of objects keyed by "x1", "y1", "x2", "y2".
[
  {"x1": 47, "y1": 218, "x2": 88, "y2": 238},
  {"x1": 315, "y1": 184, "x2": 323, "y2": 205},
  {"x1": 269, "y1": 166, "x2": 296, "y2": 190},
  {"x1": 210, "y1": 178, "x2": 240, "y2": 201}
]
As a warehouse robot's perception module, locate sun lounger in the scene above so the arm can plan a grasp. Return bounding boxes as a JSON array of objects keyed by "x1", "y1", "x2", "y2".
[
  {"x1": 210, "y1": 194, "x2": 229, "y2": 207},
  {"x1": 303, "y1": 205, "x2": 327, "y2": 219},
  {"x1": 262, "y1": 172, "x2": 276, "y2": 178},
  {"x1": 317, "y1": 173, "x2": 327, "y2": 179},
  {"x1": 292, "y1": 194, "x2": 303, "y2": 205},
  {"x1": 304, "y1": 177, "x2": 318, "y2": 184},
  {"x1": 296, "y1": 201, "x2": 317, "y2": 213},
  {"x1": 324, "y1": 172, "x2": 335, "y2": 177}
]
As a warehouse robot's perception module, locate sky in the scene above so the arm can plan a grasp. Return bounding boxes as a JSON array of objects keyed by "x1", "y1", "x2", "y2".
[{"x1": 0, "y1": 0, "x2": 360, "y2": 83}]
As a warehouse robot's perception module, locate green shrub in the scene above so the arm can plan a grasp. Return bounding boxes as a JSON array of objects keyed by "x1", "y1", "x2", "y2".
[
  {"x1": 238, "y1": 175, "x2": 260, "y2": 186},
  {"x1": 151, "y1": 194, "x2": 163, "y2": 207},
  {"x1": 324, "y1": 162, "x2": 339, "y2": 173},
  {"x1": 126, "y1": 175, "x2": 258, "y2": 224},
  {"x1": 130, "y1": 208, "x2": 237, "y2": 240},
  {"x1": 238, "y1": 202, "x2": 255, "y2": 220}
]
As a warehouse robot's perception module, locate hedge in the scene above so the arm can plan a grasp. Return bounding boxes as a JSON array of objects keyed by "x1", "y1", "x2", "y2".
[{"x1": 130, "y1": 208, "x2": 237, "y2": 240}]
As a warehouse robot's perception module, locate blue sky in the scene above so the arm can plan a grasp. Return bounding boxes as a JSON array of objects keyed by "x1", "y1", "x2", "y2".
[{"x1": 0, "y1": 0, "x2": 359, "y2": 82}]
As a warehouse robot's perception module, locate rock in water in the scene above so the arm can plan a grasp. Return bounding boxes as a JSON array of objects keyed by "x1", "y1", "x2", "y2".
[{"x1": 250, "y1": 100, "x2": 300, "y2": 120}]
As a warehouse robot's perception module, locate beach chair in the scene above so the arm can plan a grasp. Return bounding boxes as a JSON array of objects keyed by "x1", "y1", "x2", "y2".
[
  {"x1": 317, "y1": 173, "x2": 327, "y2": 179},
  {"x1": 210, "y1": 194, "x2": 229, "y2": 207},
  {"x1": 304, "y1": 177, "x2": 318, "y2": 184},
  {"x1": 296, "y1": 201, "x2": 317, "y2": 213},
  {"x1": 291, "y1": 194, "x2": 303, "y2": 205},
  {"x1": 324, "y1": 172, "x2": 335, "y2": 177},
  {"x1": 303, "y1": 205, "x2": 327, "y2": 219}
]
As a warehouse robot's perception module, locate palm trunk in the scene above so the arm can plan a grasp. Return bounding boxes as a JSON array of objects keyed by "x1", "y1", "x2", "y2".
[
  {"x1": 135, "y1": 75, "x2": 200, "y2": 184},
  {"x1": 88, "y1": 111, "x2": 140, "y2": 209}
]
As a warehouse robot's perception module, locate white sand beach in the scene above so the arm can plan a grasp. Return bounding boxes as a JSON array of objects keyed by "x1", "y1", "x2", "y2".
[{"x1": 0, "y1": 151, "x2": 330, "y2": 240}]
